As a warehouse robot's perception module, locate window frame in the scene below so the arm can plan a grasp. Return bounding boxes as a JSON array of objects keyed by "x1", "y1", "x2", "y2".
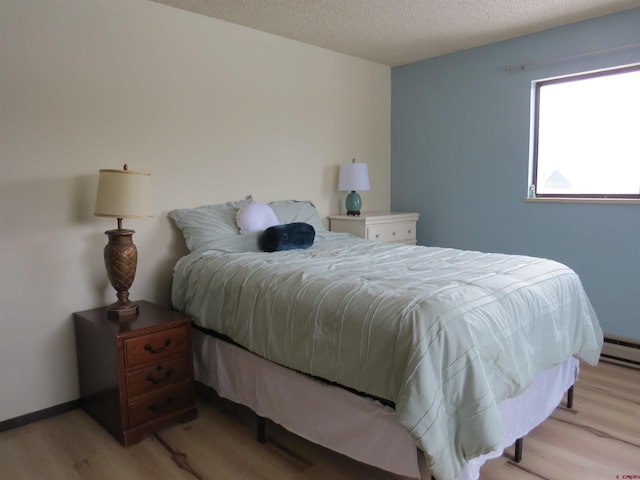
[{"x1": 531, "y1": 63, "x2": 640, "y2": 200}]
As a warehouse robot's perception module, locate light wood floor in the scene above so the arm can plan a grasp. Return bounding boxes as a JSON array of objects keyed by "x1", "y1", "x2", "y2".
[{"x1": 1, "y1": 360, "x2": 638, "y2": 480}]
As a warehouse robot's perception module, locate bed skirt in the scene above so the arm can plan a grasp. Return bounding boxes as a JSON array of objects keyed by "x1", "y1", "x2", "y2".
[{"x1": 192, "y1": 328, "x2": 578, "y2": 479}]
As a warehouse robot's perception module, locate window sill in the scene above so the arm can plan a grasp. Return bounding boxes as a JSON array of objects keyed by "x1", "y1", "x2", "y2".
[{"x1": 523, "y1": 197, "x2": 640, "y2": 204}]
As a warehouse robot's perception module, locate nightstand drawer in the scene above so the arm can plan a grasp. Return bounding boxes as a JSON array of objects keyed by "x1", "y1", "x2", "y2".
[
  {"x1": 128, "y1": 381, "x2": 194, "y2": 428},
  {"x1": 124, "y1": 325, "x2": 189, "y2": 368},
  {"x1": 126, "y1": 356, "x2": 191, "y2": 398},
  {"x1": 368, "y1": 221, "x2": 416, "y2": 243}
]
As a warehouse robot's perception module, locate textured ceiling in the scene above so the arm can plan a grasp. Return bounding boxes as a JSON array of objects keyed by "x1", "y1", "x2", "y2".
[{"x1": 150, "y1": 0, "x2": 640, "y2": 66}]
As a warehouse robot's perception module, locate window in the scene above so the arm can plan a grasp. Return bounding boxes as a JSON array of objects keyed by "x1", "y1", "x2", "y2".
[{"x1": 531, "y1": 64, "x2": 640, "y2": 198}]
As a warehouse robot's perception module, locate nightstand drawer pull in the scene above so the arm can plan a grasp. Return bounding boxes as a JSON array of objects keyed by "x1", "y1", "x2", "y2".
[
  {"x1": 147, "y1": 396, "x2": 174, "y2": 413},
  {"x1": 144, "y1": 339, "x2": 171, "y2": 354},
  {"x1": 146, "y1": 367, "x2": 173, "y2": 385}
]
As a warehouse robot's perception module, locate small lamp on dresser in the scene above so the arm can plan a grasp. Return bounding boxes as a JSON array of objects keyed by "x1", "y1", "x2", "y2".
[
  {"x1": 338, "y1": 158, "x2": 370, "y2": 216},
  {"x1": 94, "y1": 164, "x2": 152, "y2": 318}
]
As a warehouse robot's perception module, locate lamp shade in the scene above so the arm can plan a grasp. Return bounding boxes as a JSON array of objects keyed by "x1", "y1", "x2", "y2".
[
  {"x1": 338, "y1": 161, "x2": 370, "y2": 192},
  {"x1": 94, "y1": 167, "x2": 152, "y2": 219}
]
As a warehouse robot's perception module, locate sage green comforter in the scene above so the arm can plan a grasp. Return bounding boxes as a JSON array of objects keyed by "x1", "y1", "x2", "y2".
[{"x1": 172, "y1": 233, "x2": 602, "y2": 480}]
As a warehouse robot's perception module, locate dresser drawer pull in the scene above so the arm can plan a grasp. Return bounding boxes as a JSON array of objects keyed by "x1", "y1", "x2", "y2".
[
  {"x1": 147, "y1": 396, "x2": 174, "y2": 413},
  {"x1": 146, "y1": 367, "x2": 173, "y2": 385},
  {"x1": 144, "y1": 339, "x2": 172, "y2": 354}
]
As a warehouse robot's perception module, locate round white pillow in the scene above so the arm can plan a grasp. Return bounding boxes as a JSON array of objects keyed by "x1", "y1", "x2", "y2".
[{"x1": 237, "y1": 202, "x2": 279, "y2": 235}]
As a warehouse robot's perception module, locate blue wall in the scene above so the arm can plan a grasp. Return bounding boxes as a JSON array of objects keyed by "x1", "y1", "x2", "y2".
[{"x1": 391, "y1": 9, "x2": 640, "y2": 340}]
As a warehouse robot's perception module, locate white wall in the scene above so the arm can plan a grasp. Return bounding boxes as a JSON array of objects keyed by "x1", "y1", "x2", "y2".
[{"x1": 0, "y1": 0, "x2": 390, "y2": 422}]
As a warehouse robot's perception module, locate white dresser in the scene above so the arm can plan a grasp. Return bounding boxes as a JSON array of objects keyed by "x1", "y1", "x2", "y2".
[{"x1": 328, "y1": 212, "x2": 419, "y2": 245}]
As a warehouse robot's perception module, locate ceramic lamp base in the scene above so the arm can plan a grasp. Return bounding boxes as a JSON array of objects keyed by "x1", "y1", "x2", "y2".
[{"x1": 345, "y1": 190, "x2": 362, "y2": 216}]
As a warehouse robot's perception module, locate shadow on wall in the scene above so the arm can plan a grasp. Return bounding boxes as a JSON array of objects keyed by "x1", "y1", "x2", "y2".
[
  {"x1": 149, "y1": 213, "x2": 190, "y2": 308},
  {"x1": 0, "y1": 174, "x2": 109, "y2": 306}
]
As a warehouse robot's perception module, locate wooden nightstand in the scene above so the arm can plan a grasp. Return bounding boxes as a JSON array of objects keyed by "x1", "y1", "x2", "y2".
[
  {"x1": 74, "y1": 301, "x2": 197, "y2": 446},
  {"x1": 328, "y1": 212, "x2": 419, "y2": 244}
]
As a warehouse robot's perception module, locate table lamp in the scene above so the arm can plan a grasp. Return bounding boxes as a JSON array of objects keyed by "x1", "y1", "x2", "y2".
[
  {"x1": 338, "y1": 159, "x2": 370, "y2": 216},
  {"x1": 94, "y1": 164, "x2": 152, "y2": 318}
]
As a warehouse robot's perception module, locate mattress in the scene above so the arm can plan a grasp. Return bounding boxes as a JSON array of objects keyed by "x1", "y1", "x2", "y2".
[{"x1": 172, "y1": 232, "x2": 602, "y2": 479}]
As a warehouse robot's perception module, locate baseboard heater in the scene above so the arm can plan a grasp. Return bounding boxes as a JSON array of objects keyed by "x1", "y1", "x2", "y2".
[{"x1": 601, "y1": 334, "x2": 640, "y2": 368}]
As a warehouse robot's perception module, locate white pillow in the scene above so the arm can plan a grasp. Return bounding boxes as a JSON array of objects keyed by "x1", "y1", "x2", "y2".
[
  {"x1": 170, "y1": 197, "x2": 253, "y2": 251},
  {"x1": 269, "y1": 199, "x2": 327, "y2": 232},
  {"x1": 237, "y1": 202, "x2": 279, "y2": 234}
]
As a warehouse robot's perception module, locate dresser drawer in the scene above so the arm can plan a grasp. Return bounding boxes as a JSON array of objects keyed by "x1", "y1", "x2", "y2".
[
  {"x1": 368, "y1": 221, "x2": 416, "y2": 243},
  {"x1": 124, "y1": 325, "x2": 189, "y2": 368},
  {"x1": 126, "y1": 356, "x2": 191, "y2": 398},
  {"x1": 127, "y1": 381, "x2": 194, "y2": 428}
]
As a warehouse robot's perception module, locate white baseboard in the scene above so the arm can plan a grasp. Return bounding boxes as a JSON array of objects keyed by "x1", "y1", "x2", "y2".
[{"x1": 601, "y1": 334, "x2": 640, "y2": 369}]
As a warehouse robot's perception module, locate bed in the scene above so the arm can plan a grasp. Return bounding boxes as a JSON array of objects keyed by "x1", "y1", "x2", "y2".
[{"x1": 169, "y1": 198, "x2": 603, "y2": 480}]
